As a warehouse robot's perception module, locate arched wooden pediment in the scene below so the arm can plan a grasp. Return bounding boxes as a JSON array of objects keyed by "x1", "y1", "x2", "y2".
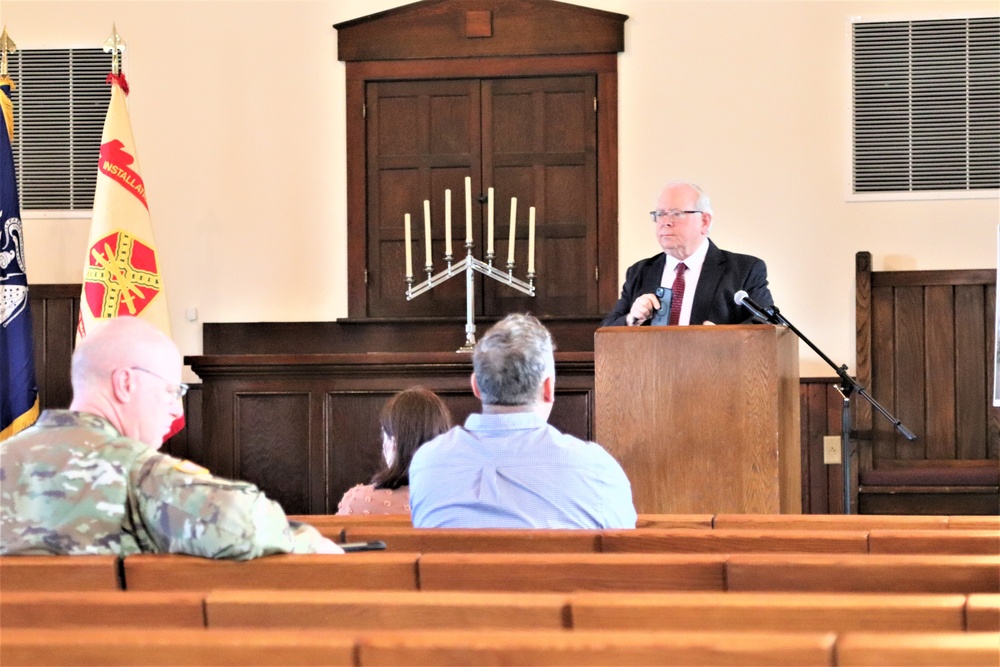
[{"x1": 335, "y1": 0, "x2": 627, "y2": 62}]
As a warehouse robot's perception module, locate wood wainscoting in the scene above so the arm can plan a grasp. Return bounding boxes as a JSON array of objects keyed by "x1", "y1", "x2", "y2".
[{"x1": 854, "y1": 253, "x2": 999, "y2": 514}]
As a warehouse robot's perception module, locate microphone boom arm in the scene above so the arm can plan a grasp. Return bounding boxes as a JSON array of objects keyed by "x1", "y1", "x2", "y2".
[{"x1": 768, "y1": 308, "x2": 915, "y2": 442}]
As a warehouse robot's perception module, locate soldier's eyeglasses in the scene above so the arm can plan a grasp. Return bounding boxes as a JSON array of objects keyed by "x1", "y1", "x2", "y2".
[
  {"x1": 650, "y1": 209, "x2": 702, "y2": 223},
  {"x1": 130, "y1": 367, "x2": 189, "y2": 401}
]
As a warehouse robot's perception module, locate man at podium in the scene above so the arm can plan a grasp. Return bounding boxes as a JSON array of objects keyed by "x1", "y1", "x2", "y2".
[{"x1": 602, "y1": 181, "x2": 774, "y2": 327}]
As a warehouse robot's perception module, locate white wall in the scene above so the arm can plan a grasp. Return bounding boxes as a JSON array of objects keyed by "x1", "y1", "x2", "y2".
[{"x1": 5, "y1": 0, "x2": 998, "y2": 377}]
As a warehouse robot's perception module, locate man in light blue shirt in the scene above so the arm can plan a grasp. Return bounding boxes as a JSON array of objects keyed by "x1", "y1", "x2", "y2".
[{"x1": 409, "y1": 314, "x2": 637, "y2": 529}]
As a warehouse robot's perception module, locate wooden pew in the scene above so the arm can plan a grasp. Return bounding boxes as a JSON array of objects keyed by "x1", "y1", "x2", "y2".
[
  {"x1": 0, "y1": 591, "x2": 205, "y2": 629},
  {"x1": 355, "y1": 629, "x2": 836, "y2": 666},
  {"x1": 949, "y1": 516, "x2": 1000, "y2": 530},
  {"x1": 569, "y1": 591, "x2": 967, "y2": 632},
  {"x1": 634, "y1": 514, "x2": 714, "y2": 529},
  {"x1": 122, "y1": 553, "x2": 419, "y2": 592},
  {"x1": 416, "y1": 553, "x2": 726, "y2": 592},
  {"x1": 205, "y1": 590, "x2": 569, "y2": 630},
  {"x1": 0, "y1": 628, "x2": 356, "y2": 666},
  {"x1": 713, "y1": 514, "x2": 950, "y2": 531},
  {"x1": 601, "y1": 529, "x2": 870, "y2": 554},
  {"x1": 288, "y1": 513, "x2": 411, "y2": 528},
  {"x1": 289, "y1": 512, "x2": 995, "y2": 531},
  {"x1": 726, "y1": 554, "x2": 1000, "y2": 594},
  {"x1": 0, "y1": 555, "x2": 121, "y2": 591},
  {"x1": 867, "y1": 529, "x2": 1000, "y2": 555},
  {"x1": 836, "y1": 632, "x2": 1000, "y2": 666},
  {"x1": 341, "y1": 526, "x2": 601, "y2": 552},
  {"x1": 966, "y1": 594, "x2": 1000, "y2": 631}
]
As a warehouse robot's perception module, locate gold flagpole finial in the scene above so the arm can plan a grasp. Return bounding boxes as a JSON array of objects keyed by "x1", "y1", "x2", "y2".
[
  {"x1": 104, "y1": 23, "x2": 126, "y2": 75},
  {"x1": 1, "y1": 26, "x2": 17, "y2": 79}
]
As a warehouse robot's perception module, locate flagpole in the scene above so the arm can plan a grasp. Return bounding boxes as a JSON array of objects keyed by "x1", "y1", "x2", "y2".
[
  {"x1": 104, "y1": 23, "x2": 126, "y2": 76},
  {"x1": 1, "y1": 27, "x2": 16, "y2": 78}
]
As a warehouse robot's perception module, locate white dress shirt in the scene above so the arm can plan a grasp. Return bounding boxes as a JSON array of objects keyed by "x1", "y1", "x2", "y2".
[{"x1": 660, "y1": 238, "x2": 710, "y2": 326}]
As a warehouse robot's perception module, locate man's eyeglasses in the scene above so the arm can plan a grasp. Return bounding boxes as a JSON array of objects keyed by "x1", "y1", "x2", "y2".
[
  {"x1": 130, "y1": 367, "x2": 189, "y2": 401},
  {"x1": 650, "y1": 209, "x2": 702, "y2": 223}
]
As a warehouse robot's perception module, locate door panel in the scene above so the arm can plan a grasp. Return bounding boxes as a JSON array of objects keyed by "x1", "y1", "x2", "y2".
[
  {"x1": 483, "y1": 76, "x2": 598, "y2": 316},
  {"x1": 367, "y1": 80, "x2": 481, "y2": 317}
]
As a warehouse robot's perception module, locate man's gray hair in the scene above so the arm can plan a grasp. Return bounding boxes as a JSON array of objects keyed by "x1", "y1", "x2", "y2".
[
  {"x1": 473, "y1": 313, "x2": 555, "y2": 406},
  {"x1": 664, "y1": 181, "x2": 713, "y2": 216}
]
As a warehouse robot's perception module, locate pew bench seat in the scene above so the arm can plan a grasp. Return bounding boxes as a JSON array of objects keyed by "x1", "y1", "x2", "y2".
[
  {"x1": 569, "y1": 591, "x2": 968, "y2": 633},
  {"x1": 966, "y1": 594, "x2": 1000, "y2": 632},
  {"x1": 0, "y1": 555, "x2": 121, "y2": 591},
  {"x1": 0, "y1": 628, "x2": 356, "y2": 666},
  {"x1": 726, "y1": 554, "x2": 1000, "y2": 594},
  {"x1": 205, "y1": 589, "x2": 569, "y2": 630},
  {"x1": 867, "y1": 529, "x2": 1000, "y2": 555},
  {"x1": 121, "y1": 553, "x2": 420, "y2": 591},
  {"x1": 601, "y1": 528, "x2": 870, "y2": 554},
  {"x1": 339, "y1": 527, "x2": 601, "y2": 552},
  {"x1": 353, "y1": 628, "x2": 837, "y2": 666},
  {"x1": 712, "y1": 514, "x2": 951, "y2": 531},
  {"x1": 0, "y1": 591, "x2": 205, "y2": 629},
  {"x1": 836, "y1": 631, "x2": 1000, "y2": 666},
  {"x1": 416, "y1": 553, "x2": 727, "y2": 592}
]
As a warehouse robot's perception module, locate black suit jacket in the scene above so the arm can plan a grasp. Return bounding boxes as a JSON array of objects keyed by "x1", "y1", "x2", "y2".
[{"x1": 602, "y1": 239, "x2": 774, "y2": 327}]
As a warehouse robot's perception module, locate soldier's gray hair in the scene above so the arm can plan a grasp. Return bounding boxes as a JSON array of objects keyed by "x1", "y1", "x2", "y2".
[
  {"x1": 71, "y1": 317, "x2": 179, "y2": 394},
  {"x1": 473, "y1": 313, "x2": 555, "y2": 406}
]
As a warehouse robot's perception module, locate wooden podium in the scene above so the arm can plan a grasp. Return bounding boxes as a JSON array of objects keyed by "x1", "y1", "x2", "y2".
[{"x1": 595, "y1": 325, "x2": 801, "y2": 514}]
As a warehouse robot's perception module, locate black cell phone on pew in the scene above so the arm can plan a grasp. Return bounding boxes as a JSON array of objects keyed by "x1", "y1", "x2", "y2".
[{"x1": 339, "y1": 540, "x2": 387, "y2": 552}]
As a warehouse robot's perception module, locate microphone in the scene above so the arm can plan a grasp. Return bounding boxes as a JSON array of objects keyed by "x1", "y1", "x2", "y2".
[
  {"x1": 734, "y1": 290, "x2": 777, "y2": 324},
  {"x1": 651, "y1": 286, "x2": 672, "y2": 326}
]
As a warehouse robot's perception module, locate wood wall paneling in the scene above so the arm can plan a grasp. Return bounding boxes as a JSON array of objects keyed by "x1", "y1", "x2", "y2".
[
  {"x1": 954, "y1": 285, "x2": 987, "y2": 460},
  {"x1": 855, "y1": 253, "x2": 999, "y2": 514},
  {"x1": 28, "y1": 284, "x2": 78, "y2": 410},
  {"x1": 236, "y1": 393, "x2": 313, "y2": 514}
]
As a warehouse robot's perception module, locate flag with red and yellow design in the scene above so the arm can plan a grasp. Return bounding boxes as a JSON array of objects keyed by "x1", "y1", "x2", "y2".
[
  {"x1": 79, "y1": 72, "x2": 170, "y2": 336},
  {"x1": 79, "y1": 72, "x2": 183, "y2": 438}
]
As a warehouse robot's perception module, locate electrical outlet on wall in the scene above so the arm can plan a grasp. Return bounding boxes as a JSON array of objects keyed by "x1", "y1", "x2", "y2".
[{"x1": 823, "y1": 436, "x2": 842, "y2": 465}]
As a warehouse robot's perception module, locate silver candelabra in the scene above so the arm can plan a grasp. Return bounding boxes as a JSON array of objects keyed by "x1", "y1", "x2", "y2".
[{"x1": 404, "y1": 184, "x2": 536, "y2": 352}]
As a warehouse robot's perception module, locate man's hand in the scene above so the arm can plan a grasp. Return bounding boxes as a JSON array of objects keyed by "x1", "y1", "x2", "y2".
[{"x1": 626, "y1": 293, "x2": 661, "y2": 326}]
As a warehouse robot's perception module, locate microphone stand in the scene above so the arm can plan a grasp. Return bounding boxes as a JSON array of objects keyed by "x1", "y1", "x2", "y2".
[{"x1": 756, "y1": 305, "x2": 916, "y2": 514}]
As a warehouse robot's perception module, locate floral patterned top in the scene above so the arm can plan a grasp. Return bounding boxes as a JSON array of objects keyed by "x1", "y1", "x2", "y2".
[{"x1": 335, "y1": 483, "x2": 411, "y2": 516}]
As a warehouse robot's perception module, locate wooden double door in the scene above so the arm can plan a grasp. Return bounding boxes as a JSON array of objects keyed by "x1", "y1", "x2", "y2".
[{"x1": 365, "y1": 75, "x2": 599, "y2": 319}]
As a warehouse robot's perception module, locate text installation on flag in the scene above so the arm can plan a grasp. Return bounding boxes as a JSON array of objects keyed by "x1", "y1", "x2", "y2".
[{"x1": 0, "y1": 28, "x2": 40, "y2": 441}]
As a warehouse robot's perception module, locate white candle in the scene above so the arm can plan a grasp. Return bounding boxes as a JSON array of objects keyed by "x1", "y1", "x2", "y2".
[
  {"x1": 528, "y1": 206, "x2": 536, "y2": 273},
  {"x1": 464, "y1": 176, "x2": 472, "y2": 244},
  {"x1": 444, "y1": 189, "x2": 452, "y2": 256},
  {"x1": 487, "y1": 187, "x2": 494, "y2": 255},
  {"x1": 404, "y1": 213, "x2": 413, "y2": 278},
  {"x1": 507, "y1": 197, "x2": 517, "y2": 264},
  {"x1": 423, "y1": 199, "x2": 432, "y2": 267}
]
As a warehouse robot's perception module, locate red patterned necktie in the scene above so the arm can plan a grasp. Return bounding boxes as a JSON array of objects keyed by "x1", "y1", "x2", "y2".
[{"x1": 668, "y1": 262, "x2": 687, "y2": 325}]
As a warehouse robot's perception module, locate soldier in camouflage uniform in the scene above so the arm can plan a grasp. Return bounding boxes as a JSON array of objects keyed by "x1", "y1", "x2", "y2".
[{"x1": 0, "y1": 316, "x2": 341, "y2": 559}]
